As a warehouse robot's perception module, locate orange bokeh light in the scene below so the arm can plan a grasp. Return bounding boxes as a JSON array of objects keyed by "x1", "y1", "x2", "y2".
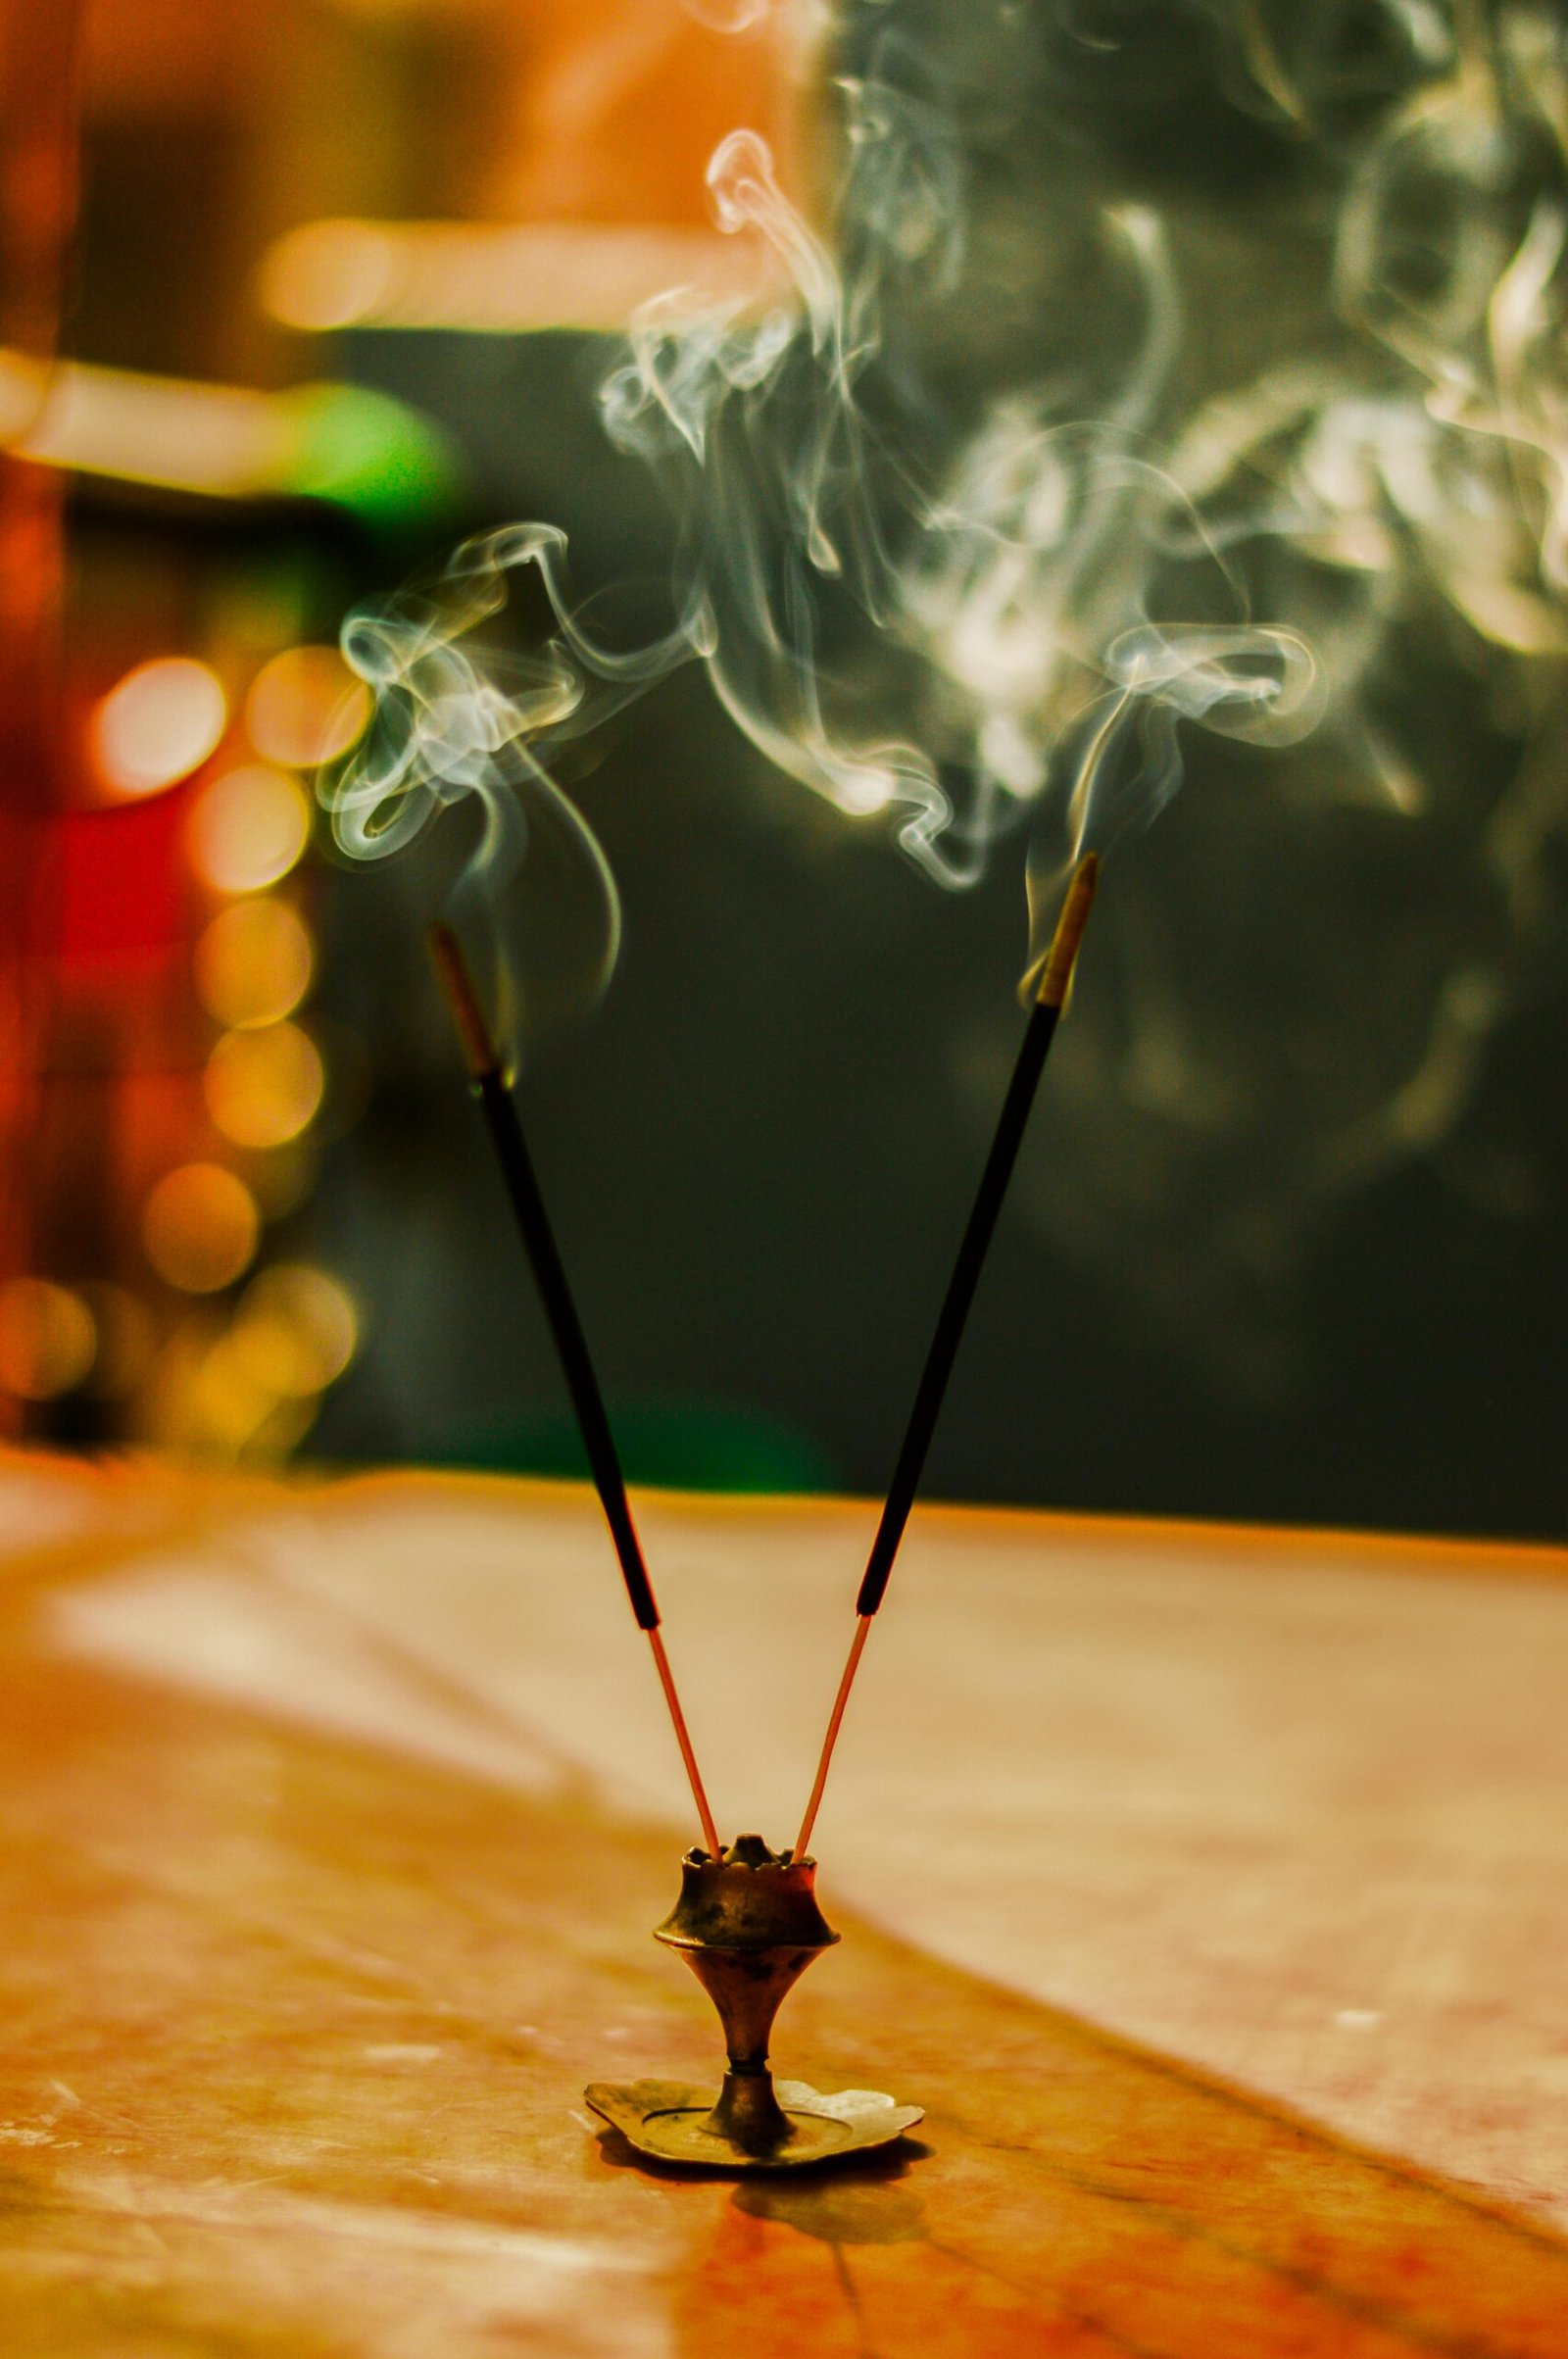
[
  {"x1": 204, "y1": 1022, "x2": 324, "y2": 1150},
  {"x1": 231, "y1": 1263, "x2": 358, "y2": 1397},
  {"x1": 245, "y1": 644, "x2": 371, "y2": 770},
  {"x1": 143, "y1": 1164, "x2": 261, "y2": 1294},
  {"x1": 0, "y1": 1279, "x2": 97, "y2": 1399},
  {"x1": 188, "y1": 764, "x2": 312, "y2": 893},
  {"x1": 194, "y1": 899, "x2": 314, "y2": 1029}
]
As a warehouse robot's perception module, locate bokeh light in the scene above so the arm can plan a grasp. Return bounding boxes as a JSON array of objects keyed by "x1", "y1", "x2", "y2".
[
  {"x1": 230, "y1": 1263, "x2": 358, "y2": 1397},
  {"x1": 90, "y1": 657, "x2": 227, "y2": 799},
  {"x1": 182, "y1": 1326, "x2": 317, "y2": 1458},
  {"x1": 261, "y1": 219, "x2": 401, "y2": 333},
  {"x1": 142, "y1": 1163, "x2": 261, "y2": 1294},
  {"x1": 0, "y1": 1279, "x2": 96, "y2": 1399},
  {"x1": 204, "y1": 1022, "x2": 324, "y2": 1149},
  {"x1": 244, "y1": 644, "x2": 370, "y2": 768},
  {"x1": 194, "y1": 899, "x2": 314, "y2": 1029},
  {"x1": 188, "y1": 764, "x2": 312, "y2": 893}
]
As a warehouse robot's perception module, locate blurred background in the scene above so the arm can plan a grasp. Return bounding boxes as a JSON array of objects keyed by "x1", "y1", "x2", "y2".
[{"x1": 2, "y1": 0, "x2": 1566, "y2": 1541}]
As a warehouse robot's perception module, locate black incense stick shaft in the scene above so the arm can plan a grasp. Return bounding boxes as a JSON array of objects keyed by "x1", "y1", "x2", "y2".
[
  {"x1": 428, "y1": 925, "x2": 659, "y2": 1628},
  {"x1": 857, "y1": 851, "x2": 1099, "y2": 1617},
  {"x1": 429, "y1": 926, "x2": 722, "y2": 1859},
  {"x1": 794, "y1": 854, "x2": 1099, "y2": 1859}
]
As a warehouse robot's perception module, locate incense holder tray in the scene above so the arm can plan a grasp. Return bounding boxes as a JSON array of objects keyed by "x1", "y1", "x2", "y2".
[
  {"x1": 585, "y1": 1835, "x2": 922, "y2": 2172},
  {"x1": 585, "y1": 2076, "x2": 923, "y2": 2171}
]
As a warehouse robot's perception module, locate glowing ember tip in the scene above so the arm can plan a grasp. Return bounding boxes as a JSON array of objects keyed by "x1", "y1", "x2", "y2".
[
  {"x1": 428, "y1": 924, "x2": 501, "y2": 1084},
  {"x1": 1036, "y1": 852, "x2": 1100, "y2": 1010}
]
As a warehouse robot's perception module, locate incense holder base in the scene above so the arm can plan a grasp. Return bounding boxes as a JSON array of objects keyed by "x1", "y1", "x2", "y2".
[
  {"x1": 585, "y1": 1834, "x2": 921, "y2": 2174},
  {"x1": 585, "y1": 2077, "x2": 923, "y2": 2171}
]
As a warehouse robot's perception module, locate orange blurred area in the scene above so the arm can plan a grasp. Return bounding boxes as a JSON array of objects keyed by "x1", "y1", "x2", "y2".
[
  {"x1": 141, "y1": 1162, "x2": 262, "y2": 1295},
  {"x1": 187, "y1": 765, "x2": 313, "y2": 894},
  {"x1": 230, "y1": 1261, "x2": 357, "y2": 1394},
  {"x1": 194, "y1": 899, "x2": 313, "y2": 1029},
  {"x1": 204, "y1": 1021, "x2": 324, "y2": 1149},
  {"x1": 497, "y1": 0, "x2": 801, "y2": 225},
  {"x1": 244, "y1": 645, "x2": 369, "y2": 769},
  {"x1": 0, "y1": 1276, "x2": 96, "y2": 1399}
]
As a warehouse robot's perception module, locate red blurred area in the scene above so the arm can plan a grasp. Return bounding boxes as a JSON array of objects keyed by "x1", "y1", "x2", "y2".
[
  {"x1": 51, "y1": 787, "x2": 193, "y2": 969},
  {"x1": 0, "y1": 4, "x2": 82, "y2": 1432}
]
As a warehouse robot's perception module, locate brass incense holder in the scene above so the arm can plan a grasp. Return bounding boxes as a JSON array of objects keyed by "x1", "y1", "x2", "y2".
[
  {"x1": 586, "y1": 1836, "x2": 923, "y2": 2171},
  {"x1": 439, "y1": 875, "x2": 1101, "y2": 2183}
]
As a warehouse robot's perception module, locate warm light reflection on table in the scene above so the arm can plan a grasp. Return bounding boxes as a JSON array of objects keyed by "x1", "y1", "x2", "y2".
[{"x1": 3, "y1": 1450, "x2": 1568, "y2": 2352}]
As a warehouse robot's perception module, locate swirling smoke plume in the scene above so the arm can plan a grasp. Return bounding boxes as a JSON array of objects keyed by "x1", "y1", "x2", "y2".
[{"x1": 329, "y1": 2, "x2": 1568, "y2": 1375}]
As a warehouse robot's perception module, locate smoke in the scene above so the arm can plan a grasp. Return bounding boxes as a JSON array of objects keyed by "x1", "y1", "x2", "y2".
[
  {"x1": 332, "y1": 0, "x2": 1568, "y2": 1365},
  {"x1": 990, "y1": 0, "x2": 1568, "y2": 1364},
  {"x1": 333, "y1": 36, "x2": 1325, "y2": 1031}
]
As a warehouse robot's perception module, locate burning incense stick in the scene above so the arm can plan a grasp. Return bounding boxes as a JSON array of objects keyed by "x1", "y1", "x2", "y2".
[
  {"x1": 429, "y1": 923, "x2": 722, "y2": 1860},
  {"x1": 794, "y1": 854, "x2": 1100, "y2": 1858}
]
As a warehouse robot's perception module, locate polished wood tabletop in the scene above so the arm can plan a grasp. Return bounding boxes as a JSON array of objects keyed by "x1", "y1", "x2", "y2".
[{"x1": 4, "y1": 1450, "x2": 1568, "y2": 2353}]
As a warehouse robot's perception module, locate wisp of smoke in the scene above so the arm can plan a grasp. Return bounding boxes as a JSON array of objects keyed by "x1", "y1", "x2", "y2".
[
  {"x1": 329, "y1": 33, "x2": 1324, "y2": 1051},
  {"x1": 330, "y1": 0, "x2": 1568, "y2": 1367}
]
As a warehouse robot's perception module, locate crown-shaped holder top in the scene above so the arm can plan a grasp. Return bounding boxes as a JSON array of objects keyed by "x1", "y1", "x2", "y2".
[{"x1": 584, "y1": 1836, "x2": 923, "y2": 2171}]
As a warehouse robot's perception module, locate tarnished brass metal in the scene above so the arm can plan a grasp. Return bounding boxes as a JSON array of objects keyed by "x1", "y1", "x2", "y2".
[
  {"x1": 585, "y1": 1836, "x2": 923, "y2": 2171},
  {"x1": 585, "y1": 2076, "x2": 924, "y2": 2170}
]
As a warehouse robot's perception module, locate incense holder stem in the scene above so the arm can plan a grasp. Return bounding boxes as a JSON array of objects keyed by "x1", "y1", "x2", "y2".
[
  {"x1": 584, "y1": 1835, "x2": 923, "y2": 2172},
  {"x1": 658, "y1": 1833, "x2": 837, "y2": 2152}
]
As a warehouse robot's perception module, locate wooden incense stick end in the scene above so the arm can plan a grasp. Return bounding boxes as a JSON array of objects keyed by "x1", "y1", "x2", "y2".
[
  {"x1": 428, "y1": 922, "x2": 501, "y2": 1081},
  {"x1": 648, "y1": 1626, "x2": 722, "y2": 1861},
  {"x1": 1035, "y1": 852, "x2": 1100, "y2": 1009}
]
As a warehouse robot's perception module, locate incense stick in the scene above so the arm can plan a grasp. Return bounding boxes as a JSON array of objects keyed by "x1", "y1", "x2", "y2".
[
  {"x1": 429, "y1": 923, "x2": 722, "y2": 1860},
  {"x1": 794, "y1": 854, "x2": 1100, "y2": 1858}
]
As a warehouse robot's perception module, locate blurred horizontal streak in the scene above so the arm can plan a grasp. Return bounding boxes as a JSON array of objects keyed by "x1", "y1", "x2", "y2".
[
  {"x1": 0, "y1": 351, "x2": 462, "y2": 526},
  {"x1": 262, "y1": 218, "x2": 786, "y2": 334}
]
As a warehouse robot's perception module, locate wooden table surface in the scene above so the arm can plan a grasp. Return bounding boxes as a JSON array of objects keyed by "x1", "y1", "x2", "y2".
[{"x1": 4, "y1": 1450, "x2": 1568, "y2": 2353}]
